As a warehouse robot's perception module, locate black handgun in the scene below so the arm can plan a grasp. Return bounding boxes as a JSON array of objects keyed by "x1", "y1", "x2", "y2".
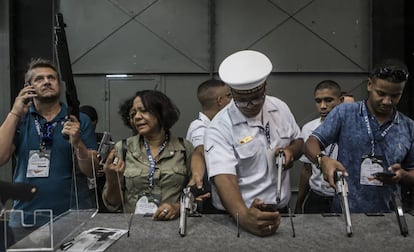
[
  {"x1": 0, "y1": 181, "x2": 37, "y2": 205},
  {"x1": 97, "y1": 132, "x2": 115, "y2": 165}
]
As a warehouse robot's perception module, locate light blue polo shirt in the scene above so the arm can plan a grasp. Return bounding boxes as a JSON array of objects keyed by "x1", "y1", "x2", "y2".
[{"x1": 312, "y1": 101, "x2": 414, "y2": 213}]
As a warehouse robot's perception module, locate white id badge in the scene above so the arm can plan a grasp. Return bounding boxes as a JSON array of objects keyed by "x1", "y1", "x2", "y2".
[
  {"x1": 26, "y1": 150, "x2": 51, "y2": 178},
  {"x1": 134, "y1": 195, "x2": 159, "y2": 215},
  {"x1": 360, "y1": 157, "x2": 383, "y2": 186}
]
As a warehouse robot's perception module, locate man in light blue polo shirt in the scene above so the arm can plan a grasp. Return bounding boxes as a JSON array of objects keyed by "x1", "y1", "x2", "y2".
[{"x1": 305, "y1": 59, "x2": 414, "y2": 213}]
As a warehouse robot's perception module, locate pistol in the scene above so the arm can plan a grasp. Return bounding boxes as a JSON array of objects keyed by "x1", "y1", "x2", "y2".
[
  {"x1": 179, "y1": 185, "x2": 203, "y2": 237},
  {"x1": 392, "y1": 191, "x2": 409, "y2": 237},
  {"x1": 334, "y1": 171, "x2": 353, "y2": 237},
  {"x1": 276, "y1": 150, "x2": 284, "y2": 204},
  {"x1": 97, "y1": 132, "x2": 114, "y2": 165}
]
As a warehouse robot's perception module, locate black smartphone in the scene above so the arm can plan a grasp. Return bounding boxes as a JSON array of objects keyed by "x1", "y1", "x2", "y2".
[
  {"x1": 372, "y1": 172, "x2": 395, "y2": 178},
  {"x1": 259, "y1": 203, "x2": 278, "y2": 212},
  {"x1": 23, "y1": 81, "x2": 34, "y2": 104}
]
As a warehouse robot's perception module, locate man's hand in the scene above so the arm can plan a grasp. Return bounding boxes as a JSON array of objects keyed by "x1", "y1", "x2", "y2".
[
  {"x1": 320, "y1": 156, "x2": 347, "y2": 189},
  {"x1": 11, "y1": 84, "x2": 37, "y2": 117},
  {"x1": 62, "y1": 115, "x2": 82, "y2": 146},
  {"x1": 239, "y1": 198, "x2": 281, "y2": 237},
  {"x1": 103, "y1": 149, "x2": 125, "y2": 181}
]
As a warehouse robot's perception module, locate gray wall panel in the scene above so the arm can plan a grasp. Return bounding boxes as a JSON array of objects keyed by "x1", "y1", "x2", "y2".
[
  {"x1": 72, "y1": 20, "x2": 206, "y2": 74},
  {"x1": 215, "y1": 0, "x2": 289, "y2": 62},
  {"x1": 136, "y1": 0, "x2": 209, "y2": 70},
  {"x1": 59, "y1": 0, "x2": 131, "y2": 64},
  {"x1": 294, "y1": 0, "x2": 371, "y2": 70},
  {"x1": 254, "y1": 19, "x2": 362, "y2": 72},
  {"x1": 73, "y1": 75, "x2": 107, "y2": 133},
  {"x1": 165, "y1": 75, "x2": 211, "y2": 138}
]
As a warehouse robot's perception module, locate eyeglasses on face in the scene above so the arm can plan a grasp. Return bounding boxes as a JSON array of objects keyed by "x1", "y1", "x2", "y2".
[
  {"x1": 233, "y1": 94, "x2": 265, "y2": 108},
  {"x1": 373, "y1": 67, "x2": 409, "y2": 83}
]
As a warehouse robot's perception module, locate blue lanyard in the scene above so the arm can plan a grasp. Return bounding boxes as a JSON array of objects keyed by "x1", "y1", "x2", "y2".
[
  {"x1": 265, "y1": 122, "x2": 271, "y2": 145},
  {"x1": 143, "y1": 134, "x2": 169, "y2": 189},
  {"x1": 361, "y1": 101, "x2": 394, "y2": 156},
  {"x1": 326, "y1": 143, "x2": 336, "y2": 157},
  {"x1": 34, "y1": 116, "x2": 57, "y2": 150}
]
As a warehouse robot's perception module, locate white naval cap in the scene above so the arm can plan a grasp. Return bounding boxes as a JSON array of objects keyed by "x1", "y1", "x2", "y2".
[{"x1": 218, "y1": 50, "x2": 273, "y2": 91}]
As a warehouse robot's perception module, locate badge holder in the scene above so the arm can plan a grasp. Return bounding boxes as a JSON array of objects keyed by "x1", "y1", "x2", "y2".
[{"x1": 3, "y1": 151, "x2": 99, "y2": 251}]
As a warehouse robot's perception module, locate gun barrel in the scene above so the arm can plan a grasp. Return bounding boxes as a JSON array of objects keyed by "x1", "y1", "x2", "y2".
[
  {"x1": 335, "y1": 171, "x2": 353, "y2": 237},
  {"x1": 392, "y1": 191, "x2": 409, "y2": 237},
  {"x1": 343, "y1": 195, "x2": 353, "y2": 237},
  {"x1": 179, "y1": 194, "x2": 187, "y2": 237},
  {"x1": 276, "y1": 151, "x2": 284, "y2": 203}
]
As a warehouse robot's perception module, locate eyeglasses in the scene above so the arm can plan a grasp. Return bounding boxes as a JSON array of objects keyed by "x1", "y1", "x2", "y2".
[
  {"x1": 373, "y1": 67, "x2": 409, "y2": 83},
  {"x1": 225, "y1": 93, "x2": 232, "y2": 98},
  {"x1": 233, "y1": 95, "x2": 265, "y2": 108},
  {"x1": 42, "y1": 122, "x2": 54, "y2": 147}
]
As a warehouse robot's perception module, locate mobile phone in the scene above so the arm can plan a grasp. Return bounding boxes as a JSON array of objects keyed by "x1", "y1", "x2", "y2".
[
  {"x1": 23, "y1": 81, "x2": 34, "y2": 104},
  {"x1": 259, "y1": 203, "x2": 278, "y2": 212},
  {"x1": 372, "y1": 172, "x2": 395, "y2": 178}
]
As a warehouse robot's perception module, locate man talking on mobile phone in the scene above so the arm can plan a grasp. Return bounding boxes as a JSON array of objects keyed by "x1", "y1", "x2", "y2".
[{"x1": 0, "y1": 58, "x2": 98, "y2": 228}]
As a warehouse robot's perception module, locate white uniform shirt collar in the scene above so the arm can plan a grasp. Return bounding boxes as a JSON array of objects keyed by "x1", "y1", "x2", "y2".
[{"x1": 228, "y1": 96, "x2": 278, "y2": 126}]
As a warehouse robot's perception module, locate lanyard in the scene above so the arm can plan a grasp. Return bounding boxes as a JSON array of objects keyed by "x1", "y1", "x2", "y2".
[
  {"x1": 326, "y1": 143, "x2": 336, "y2": 157},
  {"x1": 143, "y1": 134, "x2": 169, "y2": 189},
  {"x1": 265, "y1": 122, "x2": 271, "y2": 146},
  {"x1": 34, "y1": 116, "x2": 57, "y2": 150},
  {"x1": 361, "y1": 101, "x2": 394, "y2": 156}
]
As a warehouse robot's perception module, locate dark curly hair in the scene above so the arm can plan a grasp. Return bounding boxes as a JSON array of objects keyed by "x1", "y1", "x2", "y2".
[
  {"x1": 134, "y1": 90, "x2": 180, "y2": 131},
  {"x1": 120, "y1": 90, "x2": 180, "y2": 132},
  {"x1": 118, "y1": 96, "x2": 135, "y2": 130}
]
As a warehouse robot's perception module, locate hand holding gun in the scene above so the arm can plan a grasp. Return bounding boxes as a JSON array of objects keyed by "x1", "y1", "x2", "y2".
[
  {"x1": 334, "y1": 171, "x2": 353, "y2": 237},
  {"x1": 0, "y1": 181, "x2": 37, "y2": 217},
  {"x1": 179, "y1": 185, "x2": 204, "y2": 237},
  {"x1": 97, "y1": 132, "x2": 115, "y2": 166},
  {"x1": 392, "y1": 191, "x2": 409, "y2": 237},
  {"x1": 276, "y1": 150, "x2": 284, "y2": 205}
]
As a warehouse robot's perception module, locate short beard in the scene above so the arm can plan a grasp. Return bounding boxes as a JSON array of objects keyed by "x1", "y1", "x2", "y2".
[{"x1": 37, "y1": 94, "x2": 60, "y2": 104}]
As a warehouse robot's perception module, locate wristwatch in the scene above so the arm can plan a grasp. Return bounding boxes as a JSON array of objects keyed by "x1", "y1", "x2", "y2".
[{"x1": 316, "y1": 153, "x2": 325, "y2": 169}]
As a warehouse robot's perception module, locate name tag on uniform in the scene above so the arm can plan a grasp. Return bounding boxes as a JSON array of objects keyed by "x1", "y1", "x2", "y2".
[
  {"x1": 240, "y1": 135, "x2": 253, "y2": 144},
  {"x1": 27, "y1": 150, "x2": 51, "y2": 178}
]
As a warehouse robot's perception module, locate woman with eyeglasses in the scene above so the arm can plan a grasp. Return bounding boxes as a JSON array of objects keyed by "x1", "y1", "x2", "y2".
[
  {"x1": 305, "y1": 58, "x2": 414, "y2": 213},
  {"x1": 102, "y1": 90, "x2": 193, "y2": 221}
]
